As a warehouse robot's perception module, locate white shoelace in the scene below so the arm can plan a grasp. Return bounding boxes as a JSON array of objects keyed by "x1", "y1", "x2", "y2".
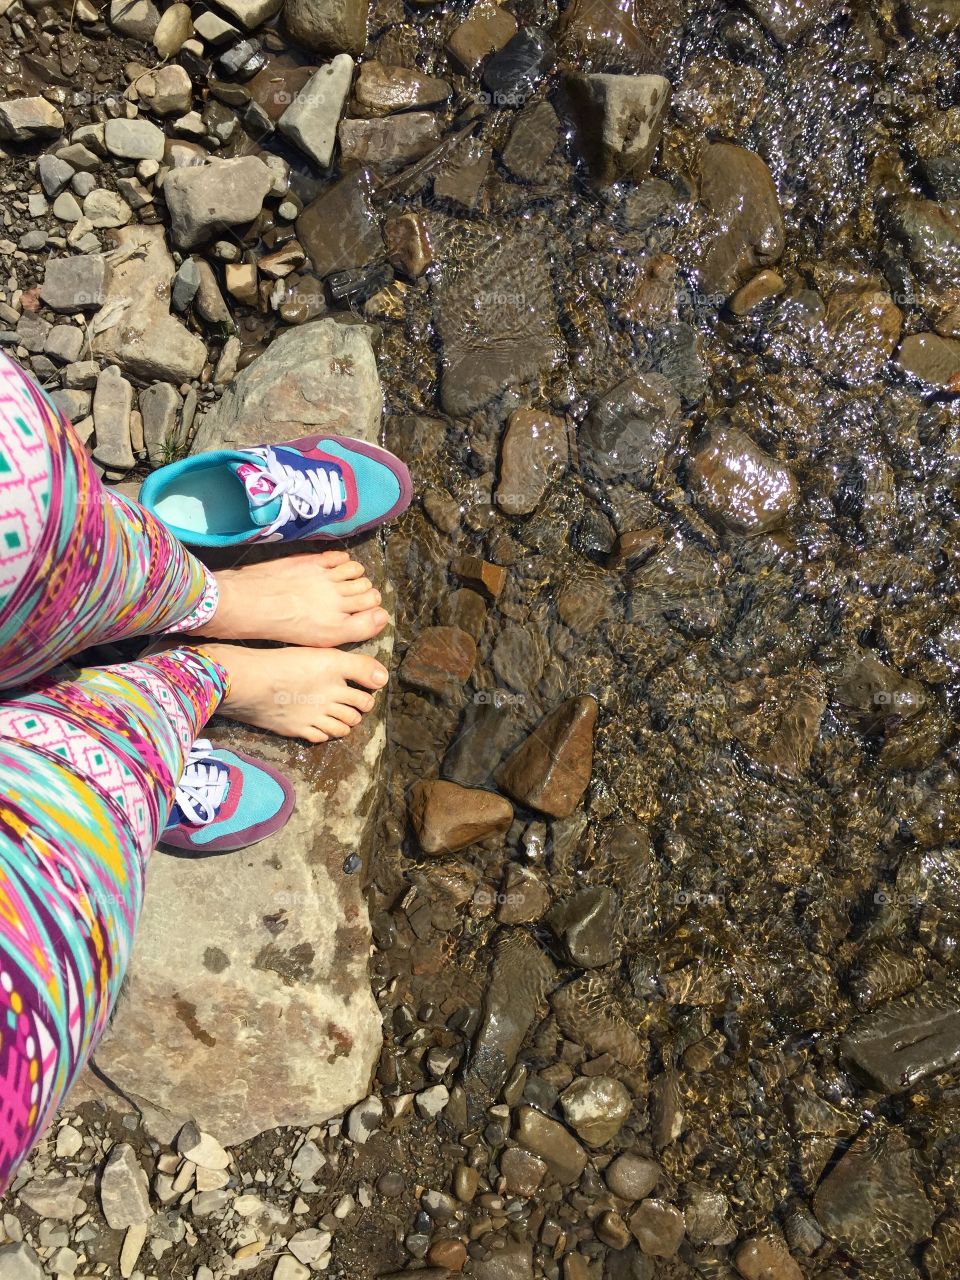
[
  {"x1": 251, "y1": 447, "x2": 345, "y2": 537},
  {"x1": 174, "y1": 740, "x2": 230, "y2": 826}
]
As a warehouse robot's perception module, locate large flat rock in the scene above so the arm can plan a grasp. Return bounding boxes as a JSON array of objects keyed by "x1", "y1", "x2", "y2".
[
  {"x1": 67, "y1": 322, "x2": 390, "y2": 1146},
  {"x1": 840, "y1": 973, "x2": 960, "y2": 1093}
]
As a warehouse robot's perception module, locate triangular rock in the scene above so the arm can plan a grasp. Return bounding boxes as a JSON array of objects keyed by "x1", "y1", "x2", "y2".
[{"x1": 498, "y1": 696, "x2": 597, "y2": 817}]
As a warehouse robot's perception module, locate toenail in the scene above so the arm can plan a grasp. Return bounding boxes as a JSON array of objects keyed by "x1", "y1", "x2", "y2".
[
  {"x1": 373, "y1": 668, "x2": 388, "y2": 684},
  {"x1": 374, "y1": 608, "x2": 387, "y2": 623}
]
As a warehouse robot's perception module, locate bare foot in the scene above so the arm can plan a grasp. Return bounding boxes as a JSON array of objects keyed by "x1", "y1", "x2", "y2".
[
  {"x1": 191, "y1": 551, "x2": 389, "y2": 648},
  {"x1": 198, "y1": 643, "x2": 389, "y2": 743}
]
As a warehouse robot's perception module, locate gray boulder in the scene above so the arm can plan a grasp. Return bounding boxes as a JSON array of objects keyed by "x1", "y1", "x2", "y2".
[{"x1": 162, "y1": 156, "x2": 274, "y2": 248}]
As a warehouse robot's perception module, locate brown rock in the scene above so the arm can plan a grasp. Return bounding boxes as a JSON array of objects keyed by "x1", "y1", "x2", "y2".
[
  {"x1": 297, "y1": 168, "x2": 382, "y2": 279},
  {"x1": 383, "y1": 212, "x2": 433, "y2": 278},
  {"x1": 629, "y1": 1199, "x2": 686, "y2": 1256},
  {"x1": 514, "y1": 1106, "x2": 588, "y2": 1184},
  {"x1": 409, "y1": 780, "x2": 513, "y2": 854},
  {"x1": 560, "y1": 1075, "x2": 632, "y2": 1145},
  {"x1": 495, "y1": 408, "x2": 568, "y2": 515},
  {"x1": 687, "y1": 425, "x2": 798, "y2": 534},
  {"x1": 497, "y1": 865, "x2": 550, "y2": 924},
  {"x1": 451, "y1": 555, "x2": 507, "y2": 598},
  {"x1": 502, "y1": 101, "x2": 560, "y2": 180},
  {"x1": 498, "y1": 696, "x2": 597, "y2": 818},
  {"x1": 557, "y1": 0, "x2": 669, "y2": 71},
  {"x1": 399, "y1": 626, "x2": 477, "y2": 698},
  {"x1": 441, "y1": 588, "x2": 487, "y2": 639},
  {"x1": 428, "y1": 1239, "x2": 467, "y2": 1271},
  {"x1": 225, "y1": 262, "x2": 259, "y2": 305},
  {"x1": 734, "y1": 1235, "x2": 804, "y2": 1280},
  {"x1": 728, "y1": 269, "x2": 785, "y2": 316},
  {"x1": 500, "y1": 1145, "x2": 548, "y2": 1196},
  {"x1": 354, "y1": 62, "x2": 451, "y2": 115},
  {"x1": 284, "y1": 0, "x2": 369, "y2": 56},
  {"x1": 604, "y1": 1153, "x2": 661, "y2": 1201},
  {"x1": 338, "y1": 113, "x2": 441, "y2": 172},
  {"x1": 596, "y1": 1212, "x2": 633, "y2": 1250},
  {"x1": 433, "y1": 136, "x2": 493, "y2": 210},
  {"x1": 446, "y1": 0, "x2": 518, "y2": 71},
  {"x1": 607, "y1": 528, "x2": 664, "y2": 569},
  {"x1": 825, "y1": 287, "x2": 902, "y2": 377},
  {"x1": 698, "y1": 143, "x2": 785, "y2": 297},
  {"x1": 898, "y1": 331, "x2": 960, "y2": 390}
]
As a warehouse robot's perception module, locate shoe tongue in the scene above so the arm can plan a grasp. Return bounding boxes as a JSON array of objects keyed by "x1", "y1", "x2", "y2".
[{"x1": 229, "y1": 458, "x2": 283, "y2": 528}]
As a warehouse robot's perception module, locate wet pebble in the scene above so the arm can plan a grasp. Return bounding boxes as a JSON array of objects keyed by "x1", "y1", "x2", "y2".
[{"x1": 559, "y1": 1075, "x2": 631, "y2": 1145}]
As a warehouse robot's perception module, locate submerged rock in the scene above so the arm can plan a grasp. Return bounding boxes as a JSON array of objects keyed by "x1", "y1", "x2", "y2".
[
  {"x1": 434, "y1": 235, "x2": 561, "y2": 416},
  {"x1": 812, "y1": 1129, "x2": 935, "y2": 1260},
  {"x1": 686, "y1": 424, "x2": 798, "y2": 534},
  {"x1": 495, "y1": 407, "x2": 568, "y2": 515},
  {"x1": 898, "y1": 332, "x2": 960, "y2": 390},
  {"x1": 338, "y1": 113, "x2": 441, "y2": 171},
  {"x1": 697, "y1": 143, "x2": 785, "y2": 298},
  {"x1": 465, "y1": 930, "x2": 556, "y2": 1097},
  {"x1": 734, "y1": 1236, "x2": 803, "y2": 1280},
  {"x1": 354, "y1": 62, "x2": 451, "y2": 115},
  {"x1": 482, "y1": 29, "x2": 554, "y2": 106},
  {"x1": 578, "y1": 372, "x2": 682, "y2": 486},
  {"x1": 297, "y1": 168, "x2": 383, "y2": 278},
  {"x1": 557, "y1": 0, "x2": 669, "y2": 72},
  {"x1": 501, "y1": 101, "x2": 561, "y2": 179},
  {"x1": 560, "y1": 1075, "x2": 632, "y2": 1145},
  {"x1": 552, "y1": 976, "x2": 647, "y2": 1069},
  {"x1": 284, "y1": 0, "x2": 370, "y2": 55},
  {"x1": 565, "y1": 72, "x2": 671, "y2": 185},
  {"x1": 546, "y1": 888, "x2": 618, "y2": 968},
  {"x1": 498, "y1": 696, "x2": 597, "y2": 818},
  {"x1": 399, "y1": 626, "x2": 477, "y2": 698},
  {"x1": 408, "y1": 779, "x2": 513, "y2": 854},
  {"x1": 446, "y1": 0, "x2": 518, "y2": 71},
  {"x1": 840, "y1": 973, "x2": 960, "y2": 1091},
  {"x1": 741, "y1": 0, "x2": 835, "y2": 43},
  {"x1": 514, "y1": 1106, "x2": 588, "y2": 1184}
]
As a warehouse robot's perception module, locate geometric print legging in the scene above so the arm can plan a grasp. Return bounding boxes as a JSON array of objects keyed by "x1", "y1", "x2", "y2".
[{"x1": 0, "y1": 351, "x2": 230, "y2": 1191}]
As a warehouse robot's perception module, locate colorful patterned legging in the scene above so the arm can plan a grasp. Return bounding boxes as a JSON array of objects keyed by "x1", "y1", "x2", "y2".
[{"x1": 0, "y1": 352, "x2": 229, "y2": 1189}]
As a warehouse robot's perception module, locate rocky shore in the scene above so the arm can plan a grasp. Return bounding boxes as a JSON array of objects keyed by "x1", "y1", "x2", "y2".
[{"x1": 2, "y1": 0, "x2": 960, "y2": 1275}]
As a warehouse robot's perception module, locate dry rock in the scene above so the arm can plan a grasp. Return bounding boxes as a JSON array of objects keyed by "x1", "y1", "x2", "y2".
[
  {"x1": 162, "y1": 156, "x2": 274, "y2": 248},
  {"x1": 0, "y1": 97, "x2": 64, "y2": 142},
  {"x1": 99, "y1": 1143, "x2": 151, "y2": 1230},
  {"x1": 566, "y1": 73, "x2": 671, "y2": 185},
  {"x1": 279, "y1": 55, "x2": 355, "y2": 169},
  {"x1": 285, "y1": 0, "x2": 370, "y2": 56}
]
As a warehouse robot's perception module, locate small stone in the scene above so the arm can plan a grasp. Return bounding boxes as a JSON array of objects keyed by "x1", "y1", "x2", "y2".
[
  {"x1": 92, "y1": 366, "x2": 135, "y2": 471},
  {"x1": 284, "y1": 0, "x2": 370, "y2": 56},
  {"x1": 172, "y1": 258, "x2": 201, "y2": 312},
  {"x1": 225, "y1": 262, "x2": 258, "y2": 304},
  {"x1": 83, "y1": 189, "x2": 132, "y2": 228},
  {"x1": 500, "y1": 1146, "x2": 547, "y2": 1197},
  {"x1": 354, "y1": 62, "x2": 451, "y2": 115},
  {"x1": 604, "y1": 1153, "x2": 661, "y2": 1201},
  {"x1": 428, "y1": 1239, "x2": 467, "y2": 1271},
  {"x1": 729, "y1": 269, "x2": 786, "y2": 315},
  {"x1": 629, "y1": 1200, "x2": 686, "y2": 1257},
  {"x1": 288, "y1": 1229, "x2": 332, "y2": 1265},
  {"x1": 734, "y1": 1235, "x2": 804, "y2": 1280},
  {"x1": 52, "y1": 192, "x2": 83, "y2": 222},
  {"x1": 105, "y1": 118, "x2": 165, "y2": 162},
  {"x1": 56, "y1": 142, "x2": 100, "y2": 172},
  {"x1": 502, "y1": 101, "x2": 560, "y2": 179},
  {"x1": 409, "y1": 779, "x2": 513, "y2": 855},
  {"x1": 546, "y1": 888, "x2": 617, "y2": 968},
  {"x1": 498, "y1": 696, "x2": 597, "y2": 818},
  {"x1": 153, "y1": 1, "x2": 192, "y2": 55},
  {"x1": 279, "y1": 55, "x2": 354, "y2": 169},
  {"x1": 596, "y1": 1211, "x2": 632, "y2": 1250},
  {"x1": 177, "y1": 1121, "x2": 231, "y2": 1170},
  {"x1": 451, "y1": 555, "x2": 507, "y2": 598},
  {"x1": 382, "y1": 213, "x2": 432, "y2": 278},
  {"x1": 0, "y1": 1243, "x2": 43, "y2": 1279},
  {"x1": 898, "y1": 331, "x2": 960, "y2": 390},
  {"x1": 55, "y1": 1124, "x2": 83, "y2": 1159},
  {"x1": 346, "y1": 1095, "x2": 383, "y2": 1144},
  {"x1": 416, "y1": 1084, "x2": 450, "y2": 1118},
  {"x1": 38, "y1": 154, "x2": 75, "y2": 197},
  {"x1": 137, "y1": 64, "x2": 193, "y2": 116},
  {"x1": 71, "y1": 171, "x2": 97, "y2": 199},
  {"x1": 433, "y1": 136, "x2": 492, "y2": 210},
  {"x1": 698, "y1": 143, "x2": 785, "y2": 297},
  {"x1": 0, "y1": 97, "x2": 64, "y2": 142},
  {"x1": 110, "y1": 0, "x2": 160, "y2": 39},
  {"x1": 514, "y1": 1106, "x2": 588, "y2": 1184},
  {"x1": 291, "y1": 1139, "x2": 324, "y2": 1180},
  {"x1": 27, "y1": 192, "x2": 48, "y2": 218},
  {"x1": 41, "y1": 254, "x2": 109, "y2": 312},
  {"x1": 99, "y1": 1141, "x2": 151, "y2": 1229},
  {"x1": 163, "y1": 156, "x2": 274, "y2": 248},
  {"x1": 62, "y1": 361, "x2": 99, "y2": 390},
  {"x1": 686, "y1": 424, "x2": 798, "y2": 534},
  {"x1": 559, "y1": 1076, "x2": 632, "y2": 1145},
  {"x1": 446, "y1": 0, "x2": 518, "y2": 71},
  {"x1": 482, "y1": 28, "x2": 553, "y2": 106},
  {"x1": 45, "y1": 325, "x2": 84, "y2": 364},
  {"x1": 274, "y1": 1255, "x2": 310, "y2": 1280},
  {"x1": 16, "y1": 312, "x2": 50, "y2": 353},
  {"x1": 338, "y1": 113, "x2": 441, "y2": 172},
  {"x1": 18, "y1": 1176, "x2": 84, "y2": 1221},
  {"x1": 400, "y1": 626, "x2": 477, "y2": 698},
  {"x1": 566, "y1": 73, "x2": 670, "y2": 185},
  {"x1": 496, "y1": 407, "x2": 567, "y2": 515},
  {"x1": 48, "y1": 1245, "x2": 78, "y2": 1276}
]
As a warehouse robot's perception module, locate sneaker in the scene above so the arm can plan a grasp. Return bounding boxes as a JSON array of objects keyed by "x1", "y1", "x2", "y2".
[
  {"x1": 161, "y1": 740, "x2": 296, "y2": 853},
  {"x1": 138, "y1": 434, "x2": 412, "y2": 548}
]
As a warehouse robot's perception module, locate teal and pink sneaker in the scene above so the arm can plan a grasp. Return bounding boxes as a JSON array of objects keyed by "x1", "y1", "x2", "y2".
[
  {"x1": 162, "y1": 740, "x2": 296, "y2": 853},
  {"x1": 139, "y1": 433, "x2": 412, "y2": 548}
]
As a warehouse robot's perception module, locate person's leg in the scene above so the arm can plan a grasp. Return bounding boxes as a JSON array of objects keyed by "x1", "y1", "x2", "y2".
[
  {"x1": 0, "y1": 353, "x2": 219, "y2": 691},
  {"x1": 0, "y1": 354, "x2": 389, "y2": 692},
  {"x1": 0, "y1": 646, "x2": 227, "y2": 1188}
]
